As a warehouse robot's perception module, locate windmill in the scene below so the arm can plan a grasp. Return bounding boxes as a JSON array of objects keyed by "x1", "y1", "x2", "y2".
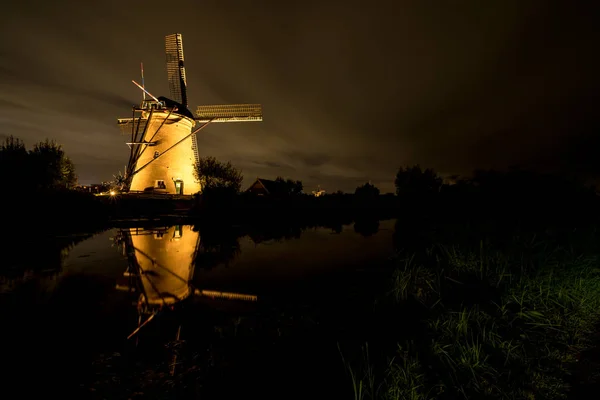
[{"x1": 117, "y1": 33, "x2": 262, "y2": 195}]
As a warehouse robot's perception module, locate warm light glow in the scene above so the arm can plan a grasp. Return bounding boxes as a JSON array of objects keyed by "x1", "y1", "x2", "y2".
[
  {"x1": 130, "y1": 226, "x2": 199, "y2": 306},
  {"x1": 110, "y1": 190, "x2": 116, "y2": 196}
]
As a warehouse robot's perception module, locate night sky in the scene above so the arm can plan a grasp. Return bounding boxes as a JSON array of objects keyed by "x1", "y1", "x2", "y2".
[{"x1": 1, "y1": 1, "x2": 598, "y2": 193}]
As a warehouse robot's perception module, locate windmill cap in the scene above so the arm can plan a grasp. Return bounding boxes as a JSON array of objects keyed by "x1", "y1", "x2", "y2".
[{"x1": 158, "y1": 96, "x2": 194, "y2": 120}]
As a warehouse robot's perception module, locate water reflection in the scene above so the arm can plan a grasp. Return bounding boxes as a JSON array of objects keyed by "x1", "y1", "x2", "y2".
[
  {"x1": 107, "y1": 217, "x2": 393, "y2": 322},
  {"x1": 2, "y1": 217, "x2": 391, "y2": 311},
  {"x1": 117, "y1": 225, "x2": 254, "y2": 310},
  {"x1": 194, "y1": 225, "x2": 241, "y2": 270},
  {"x1": 120, "y1": 225, "x2": 199, "y2": 309},
  {"x1": 0, "y1": 233, "x2": 94, "y2": 295},
  {"x1": 354, "y1": 218, "x2": 380, "y2": 237},
  {"x1": 1, "y1": 218, "x2": 396, "y2": 396}
]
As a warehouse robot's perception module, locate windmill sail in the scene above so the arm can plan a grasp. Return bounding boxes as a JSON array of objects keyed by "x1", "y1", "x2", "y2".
[
  {"x1": 196, "y1": 104, "x2": 263, "y2": 123},
  {"x1": 165, "y1": 33, "x2": 187, "y2": 107}
]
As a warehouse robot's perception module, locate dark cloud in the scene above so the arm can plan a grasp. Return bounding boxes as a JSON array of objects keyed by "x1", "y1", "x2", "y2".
[
  {"x1": 282, "y1": 152, "x2": 331, "y2": 168},
  {"x1": 253, "y1": 161, "x2": 286, "y2": 169},
  {"x1": 0, "y1": 56, "x2": 135, "y2": 110},
  {"x1": 0, "y1": 0, "x2": 598, "y2": 190},
  {"x1": 0, "y1": 98, "x2": 30, "y2": 111}
]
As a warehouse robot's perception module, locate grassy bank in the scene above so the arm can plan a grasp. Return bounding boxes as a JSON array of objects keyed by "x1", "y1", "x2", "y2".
[{"x1": 342, "y1": 230, "x2": 600, "y2": 399}]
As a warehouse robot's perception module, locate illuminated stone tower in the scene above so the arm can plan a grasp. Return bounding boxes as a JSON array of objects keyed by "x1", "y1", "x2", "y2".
[
  {"x1": 117, "y1": 33, "x2": 263, "y2": 195},
  {"x1": 127, "y1": 107, "x2": 199, "y2": 194}
]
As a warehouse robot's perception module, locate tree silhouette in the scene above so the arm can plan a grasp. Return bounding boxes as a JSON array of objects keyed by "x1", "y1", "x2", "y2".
[
  {"x1": 355, "y1": 182, "x2": 380, "y2": 199},
  {"x1": 194, "y1": 156, "x2": 243, "y2": 193},
  {"x1": 30, "y1": 139, "x2": 77, "y2": 190},
  {"x1": 0, "y1": 136, "x2": 29, "y2": 188},
  {"x1": 0, "y1": 136, "x2": 27, "y2": 160},
  {"x1": 395, "y1": 165, "x2": 442, "y2": 196},
  {"x1": 275, "y1": 176, "x2": 303, "y2": 195},
  {"x1": 354, "y1": 218, "x2": 380, "y2": 237},
  {"x1": 1, "y1": 136, "x2": 76, "y2": 191}
]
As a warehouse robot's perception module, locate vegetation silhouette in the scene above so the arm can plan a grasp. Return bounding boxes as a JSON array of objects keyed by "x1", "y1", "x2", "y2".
[
  {"x1": 194, "y1": 156, "x2": 242, "y2": 192},
  {"x1": 192, "y1": 223, "x2": 242, "y2": 271},
  {"x1": 395, "y1": 164, "x2": 442, "y2": 196},
  {"x1": 1, "y1": 135, "x2": 108, "y2": 230},
  {"x1": 193, "y1": 156, "x2": 243, "y2": 210},
  {"x1": 1, "y1": 136, "x2": 76, "y2": 191},
  {"x1": 353, "y1": 218, "x2": 380, "y2": 237},
  {"x1": 355, "y1": 182, "x2": 380, "y2": 199},
  {"x1": 0, "y1": 231, "x2": 96, "y2": 284},
  {"x1": 274, "y1": 176, "x2": 303, "y2": 196}
]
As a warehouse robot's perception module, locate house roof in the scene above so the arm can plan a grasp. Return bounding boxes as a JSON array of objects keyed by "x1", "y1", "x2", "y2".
[{"x1": 246, "y1": 178, "x2": 289, "y2": 195}]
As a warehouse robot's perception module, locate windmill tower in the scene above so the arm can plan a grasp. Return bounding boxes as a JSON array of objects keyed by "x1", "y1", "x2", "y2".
[{"x1": 117, "y1": 33, "x2": 262, "y2": 195}]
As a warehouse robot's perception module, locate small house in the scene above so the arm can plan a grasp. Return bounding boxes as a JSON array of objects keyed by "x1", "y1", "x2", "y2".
[{"x1": 245, "y1": 178, "x2": 290, "y2": 197}]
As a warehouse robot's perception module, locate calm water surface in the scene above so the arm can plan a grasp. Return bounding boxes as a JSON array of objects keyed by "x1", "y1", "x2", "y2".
[{"x1": 1, "y1": 219, "x2": 396, "y2": 395}]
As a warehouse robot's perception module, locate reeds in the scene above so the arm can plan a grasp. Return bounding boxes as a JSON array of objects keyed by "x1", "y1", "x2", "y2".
[
  {"x1": 345, "y1": 233, "x2": 600, "y2": 399},
  {"x1": 339, "y1": 343, "x2": 381, "y2": 400}
]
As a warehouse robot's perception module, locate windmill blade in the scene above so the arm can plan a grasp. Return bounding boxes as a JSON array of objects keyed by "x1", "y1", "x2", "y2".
[
  {"x1": 196, "y1": 104, "x2": 263, "y2": 123},
  {"x1": 165, "y1": 33, "x2": 187, "y2": 107}
]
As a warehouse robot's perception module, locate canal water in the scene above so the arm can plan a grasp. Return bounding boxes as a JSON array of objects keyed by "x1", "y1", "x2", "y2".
[{"x1": 1, "y1": 219, "x2": 397, "y2": 398}]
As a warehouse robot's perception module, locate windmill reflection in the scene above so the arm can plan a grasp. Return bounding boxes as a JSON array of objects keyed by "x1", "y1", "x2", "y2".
[
  {"x1": 124, "y1": 225, "x2": 199, "y2": 310},
  {"x1": 116, "y1": 225, "x2": 256, "y2": 347}
]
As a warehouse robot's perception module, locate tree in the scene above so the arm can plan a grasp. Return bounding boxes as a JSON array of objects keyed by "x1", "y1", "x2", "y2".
[
  {"x1": 0, "y1": 136, "x2": 30, "y2": 188},
  {"x1": 289, "y1": 179, "x2": 303, "y2": 195},
  {"x1": 61, "y1": 157, "x2": 77, "y2": 188},
  {"x1": 395, "y1": 165, "x2": 442, "y2": 196},
  {"x1": 194, "y1": 156, "x2": 243, "y2": 193},
  {"x1": 355, "y1": 182, "x2": 380, "y2": 198},
  {"x1": 30, "y1": 139, "x2": 77, "y2": 190},
  {"x1": 0, "y1": 135, "x2": 27, "y2": 159},
  {"x1": 0, "y1": 135, "x2": 78, "y2": 194},
  {"x1": 275, "y1": 176, "x2": 303, "y2": 196}
]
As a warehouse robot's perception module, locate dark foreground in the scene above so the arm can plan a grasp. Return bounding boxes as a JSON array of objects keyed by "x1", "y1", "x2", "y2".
[{"x1": 2, "y1": 190, "x2": 600, "y2": 399}]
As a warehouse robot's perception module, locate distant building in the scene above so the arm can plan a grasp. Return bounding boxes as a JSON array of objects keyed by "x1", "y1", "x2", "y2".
[
  {"x1": 74, "y1": 183, "x2": 109, "y2": 194},
  {"x1": 245, "y1": 178, "x2": 289, "y2": 196},
  {"x1": 73, "y1": 185, "x2": 90, "y2": 193},
  {"x1": 312, "y1": 186, "x2": 326, "y2": 197},
  {"x1": 443, "y1": 175, "x2": 460, "y2": 185}
]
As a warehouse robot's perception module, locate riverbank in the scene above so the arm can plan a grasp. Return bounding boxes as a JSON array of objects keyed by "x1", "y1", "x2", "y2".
[
  {"x1": 6, "y1": 185, "x2": 600, "y2": 230},
  {"x1": 342, "y1": 227, "x2": 600, "y2": 399},
  {"x1": 79, "y1": 217, "x2": 600, "y2": 399},
  {"x1": 3, "y1": 190, "x2": 600, "y2": 398}
]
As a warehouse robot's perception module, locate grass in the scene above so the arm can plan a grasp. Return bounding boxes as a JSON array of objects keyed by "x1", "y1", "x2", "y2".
[
  {"x1": 343, "y1": 230, "x2": 600, "y2": 399},
  {"x1": 339, "y1": 343, "x2": 380, "y2": 400}
]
